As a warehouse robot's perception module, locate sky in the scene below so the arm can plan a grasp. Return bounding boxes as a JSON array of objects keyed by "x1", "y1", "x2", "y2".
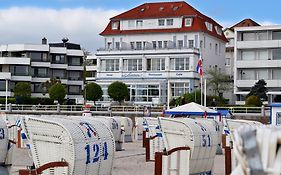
[{"x1": 0, "y1": 0, "x2": 280, "y2": 53}]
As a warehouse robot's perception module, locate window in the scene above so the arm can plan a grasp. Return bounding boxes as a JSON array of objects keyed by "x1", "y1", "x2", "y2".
[
  {"x1": 68, "y1": 56, "x2": 82, "y2": 66},
  {"x1": 129, "y1": 84, "x2": 160, "y2": 102},
  {"x1": 225, "y1": 58, "x2": 231, "y2": 66},
  {"x1": 30, "y1": 52, "x2": 49, "y2": 62},
  {"x1": 123, "y1": 59, "x2": 142, "y2": 71},
  {"x1": 68, "y1": 71, "x2": 82, "y2": 80},
  {"x1": 166, "y1": 19, "x2": 173, "y2": 26},
  {"x1": 257, "y1": 50, "x2": 268, "y2": 60},
  {"x1": 164, "y1": 41, "x2": 168, "y2": 48},
  {"x1": 188, "y1": 40, "x2": 194, "y2": 48},
  {"x1": 158, "y1": 19, "x2": 165, "y2": 26},
  {"x1": 205, "y1": 22, "x2": 213, "y2": 31},
  {"x1": 273, "y1": 49, "x2": 281, "y2": 60},
  {"x1": 115, "y1": 42, "x2": 120, "y2": 50},
  {"x1": 171, "y1": 82, "x2": 189, "y2": 97},
  {"x1": 209, "y1": 43, "x2": 212, "y2": 50},
  {"x1": 136, "y1": 42, "x2": 142, "y2": 50},
  {"x1": 170, "y1": 57, "x2": 190, "y2": 70},
  {"x1": 158, "y1": 41, "x2": 162, "y2": 49},
  {"x1": 257, "y1": 32, "x2": 267, "y2": 40},
  {"x1": 273, "y1": 69, "x2": 281, "y2": 80},
  {"x1": 130, "y1": 42, "x2": 135, "y2": 50},
  {"x1": 215, "y1": 26, "x2": 222, "y2": 35},
  {"x1": 52, "y1": 69, "x2": 66, "y2": 79},
  {"x1": 185, "y1": 18, "x2": 193, "y2": 27},
  {"x1": 10, "y1": 65, "x2": 29, "y2": 76},
  {"x1": 52, "y1": 54, "x2": 66, "y2": 64},
  {"x1": 31, "y1": 67, "x2": 48, "y2": 77},
  {"x1": 242, "y1": 32, "x2": 256, "y2": 41},
  {"x1": 68, "y1": 85, "x2": 81, "y2": 95},
  {"x1": 101, "y1": 59, "x2": 119, "y2": 71},
  {"x1": 147, "y1": 58, "x2": 165, "y2": 71},
  {"x1": 136, "y1": 20, "x2": 143, "y2": 28},
  {"x1": 107, "y1": 42, "x2": 112, "y2": 49},
  {"x1": 215, "y1": 44, "x2": 218, "y2": 55},
  {"x1": 273, "y1": 31, "x2": 281, "y2": 40},
  {"x1": 240, "y1": 69, "x2": 255, "y2": 80},
  {"x1": 241, "y1": 50, "x2": 255, "y2": 60},
  {"x1": 178, "y1": 40, "x2": 183, "y2": 48},
  {"x1": 31, "y1": 83, "x2": 42, "y2": 93},
  {"x1": 152, "y1": 41, "x2": 157, "y2": 49},
  {"x1": 112, "y1": 21, "x2": 119, "y2": 30},
  {"x1": 257, "y1": 69, "x2": 268, "y2": 80},
  {"x1": 128, "y1": 20, "x2": 135, "y2": 28}
]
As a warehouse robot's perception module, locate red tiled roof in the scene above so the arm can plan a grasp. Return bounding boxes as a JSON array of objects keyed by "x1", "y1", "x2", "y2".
[{"x1": 100, "y1": 1, "x2": 228, "y2": 42}]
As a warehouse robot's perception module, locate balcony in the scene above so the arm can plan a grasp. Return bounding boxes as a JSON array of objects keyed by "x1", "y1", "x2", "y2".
[
  {"x1": 86, "y1": 65, "x2": 97, "y2": 71},
  {"x1": 97, "y1": 46, "x2": 199, "y2": 56},
  {"x1": 0, "y1": 72, "x2": 11, "y2": 80},
  {"x1": 236, "y1": 80, "x2": 281, "y2": 88},
  {"x1": 0, "y1": 57, "x2": 30, "y2": 65},
  {"x1": 236, "y1": 60, "x2": 281, "y2": 68},
  {"x1": 237, "y1": 40, "x2": 281, "y2": 49}
]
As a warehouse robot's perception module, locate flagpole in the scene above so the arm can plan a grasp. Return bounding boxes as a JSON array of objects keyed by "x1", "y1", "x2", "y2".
[
  {"x1": 200, "y1": 75, "x2": 203, "y2": 106},
  {"x1": 204, "y1": 78, "x2": 207, "y2": 107}
]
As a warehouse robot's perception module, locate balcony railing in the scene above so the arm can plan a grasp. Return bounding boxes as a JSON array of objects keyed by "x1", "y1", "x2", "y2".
[{"x1": 97, "y1": 46, "x2": 199, "y2": 52}]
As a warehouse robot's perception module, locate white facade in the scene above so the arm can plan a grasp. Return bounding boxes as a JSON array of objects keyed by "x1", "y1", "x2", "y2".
[
  {"x1": 0, "y1": 41, "x2": 84, "y2": 102},
  {"x1": 234, "y1": 25, "x2": 281, "y2": 104},
  {"x1": 86, "y1": 2, "x2": 227, "y2": 105}
]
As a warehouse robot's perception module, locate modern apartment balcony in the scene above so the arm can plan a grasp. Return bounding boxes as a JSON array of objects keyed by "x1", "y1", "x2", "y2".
[
  {"x1": 67, "y1": 65, "x2": 83, "y2": 71},
  {"x1": 236, "y1": 80, "x2": 281, "y2": 88},
  {"x1": 86, "y1": 77, "x2": 96, "y2": 81},
  {"x1": 31, "y1": 61, "x2": 51, "y2": 67},
  {"x1": 0, "y1": 44, "x2": 49, "y2": 52},
  {"x1": 11, "y1": 75, "x2": 32, "y2": 81},
  {"x1": 50, "y1": 63, "x2": 68, "y2": 69},
  {"x1": 96, "y1": 47, "x2": 200, "y2": 56},
  {"x1": 236, "y1": 60, "x2": 281, "y2": 68},
  {"x1": 237, "y1": 40, "x2": 281, "y2": 49},
  {"x1": 31, "y1": 77, "x2": 50, "y2": 82},
  {"x1": 66, "y1": 49, "x2": 84, "y2": 56},
  {"x1": 86, "y1": 65, "x2": 97, "y2": 71},
  {"x1": 0, "y1": 72, "x2": 11, "y2": 80},
  {"x1": 0, "y1": 57, "x2": 30, "y2": 65}
]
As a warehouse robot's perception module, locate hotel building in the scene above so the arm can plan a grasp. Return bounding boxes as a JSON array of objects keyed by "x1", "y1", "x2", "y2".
[{"x1": 87, "y1": 1, "x2": 227, "y2": 105}]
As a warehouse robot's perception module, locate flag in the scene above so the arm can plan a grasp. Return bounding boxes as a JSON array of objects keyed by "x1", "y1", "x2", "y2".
[{"x1": 196, "y1": 55, "x2": 203, "y2": 76}]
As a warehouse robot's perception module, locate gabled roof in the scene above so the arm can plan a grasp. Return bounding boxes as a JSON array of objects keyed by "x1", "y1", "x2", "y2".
[
  {"x1": 229, "y1": 18, "x2": 260, "y2": 31},
  {"x1": 100, "y1": 1, "x2": 228, "y2": 42}
]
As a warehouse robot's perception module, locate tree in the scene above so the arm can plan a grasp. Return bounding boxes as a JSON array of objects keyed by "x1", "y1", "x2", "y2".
[
  {"x1": 245, "y1": 95, "x2": 262, "y2": 107},
  {"x1": 41, "y1": 78, "x2": 61, "y2": 95},
  {"x1": 14, "y1": 82, "x2": 31, "y2": 98},
  {"x1": 48, "y1": 83, "x2": 66, "y2": 104},
  {"x1": 207, "y1": 69, "x2": 232, "y2": 97},
  {"x1": 108, "y1": 81, "x2": 129, "y2": 104},
  {"x1": 85, "y1": 83, "x2": 103, "y2": 104},
  {"x1": 247, "y1": 79, "x2": 268, "y2": 101}
]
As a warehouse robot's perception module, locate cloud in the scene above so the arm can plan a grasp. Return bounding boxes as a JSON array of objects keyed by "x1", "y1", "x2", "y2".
[{"x1": 0, "y1": 7, "x2": 123, "y2": 53}]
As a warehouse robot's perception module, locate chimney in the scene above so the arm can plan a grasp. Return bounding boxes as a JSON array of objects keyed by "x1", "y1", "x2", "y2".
[{"x1": 42, "y1": 37, "x2": 47, "y2": 45}]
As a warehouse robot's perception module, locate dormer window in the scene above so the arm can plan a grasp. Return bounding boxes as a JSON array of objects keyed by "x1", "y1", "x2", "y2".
[
  {"x1": 136, "y1": 20, "x2": 143, "y2": 28},
  {"x1": 185, "y1": 18, "x2": 193, "y2": 27},
  {"x1": 215, "y1": 26, "x2": 222, "y2": 35},
  {"x1": 112, "y1": 21, "x2": 119, "y2": 30},
  {"x1": 167, "y1": 19, "x2": 173, "y2": 26},
  {"x1": 205, "y1": 21, "x2": 213, "y2": 32},
  {"x1": 158, "y1": 19, "x2": 165, "y2": 26}
]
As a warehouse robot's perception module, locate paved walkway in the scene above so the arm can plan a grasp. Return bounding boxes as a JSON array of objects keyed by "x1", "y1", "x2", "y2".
[{"x1": 112, "y1": 140, "x2": 225, "y2": 175}]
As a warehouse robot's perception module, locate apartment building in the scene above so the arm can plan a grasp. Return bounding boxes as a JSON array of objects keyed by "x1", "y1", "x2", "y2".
[
  {"x1": 234, "y1": 26, "x2": 281, "y2": 104},
  {"x1": 87, "y1": 1, "x2": 227, "y2": 105},
  {"x1": 224, "y1": 19, "x2": 260, "y2": 104},
  {"x1": 0, "y1": 38, "x2": 84, "y2": 102}
]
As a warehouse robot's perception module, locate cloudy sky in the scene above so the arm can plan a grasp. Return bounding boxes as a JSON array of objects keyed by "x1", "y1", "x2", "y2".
[{"x1": 0, "y1": 0, "x2": 280, "y2": 53}]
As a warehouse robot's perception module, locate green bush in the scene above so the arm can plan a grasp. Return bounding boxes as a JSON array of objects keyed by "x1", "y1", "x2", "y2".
[
  {"x1": 245, "y1": 95, "x2": 262, "y2": 107},
  {"x1": 85, "y1": 83, "x2": 103, "y2": 103},
  {"x1": 0, "y1": 98, "x2": 16, "y2": 104},
  {"x1": 14, "y1": 82, "x2": 31, "y2": 98},
  {"x1": 108, "y1": 81, "x2": 129, "y2": 104},
  {"x1": 48, "y1": 83, "x2": 66, "y2": 104}
]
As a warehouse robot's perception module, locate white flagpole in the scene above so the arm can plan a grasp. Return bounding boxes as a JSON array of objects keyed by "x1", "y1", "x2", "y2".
[
  {"x1": 201, "y1": 75, "x2": 203, "y2": 105},
  {"x1": 204, "y1": 78, "x2": 207, "y2": 107}
]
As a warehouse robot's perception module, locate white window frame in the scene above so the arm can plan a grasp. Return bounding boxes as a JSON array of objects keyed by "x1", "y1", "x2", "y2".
[
  {"x1": 136, "y1": 20, "x2": 143, "y2": 28},
  {"x1": 166, "y1": 19, "x2": 173, "y2": 26},
  {"x1": 112, "y1": 21, "x2": 118, "y2": 30},
  {"x1": 185, "y1": 18, "x2": 193, "y2": 27},
  {"x1": 158, "y1": 19, "x2": 165, "y2": 26}
]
